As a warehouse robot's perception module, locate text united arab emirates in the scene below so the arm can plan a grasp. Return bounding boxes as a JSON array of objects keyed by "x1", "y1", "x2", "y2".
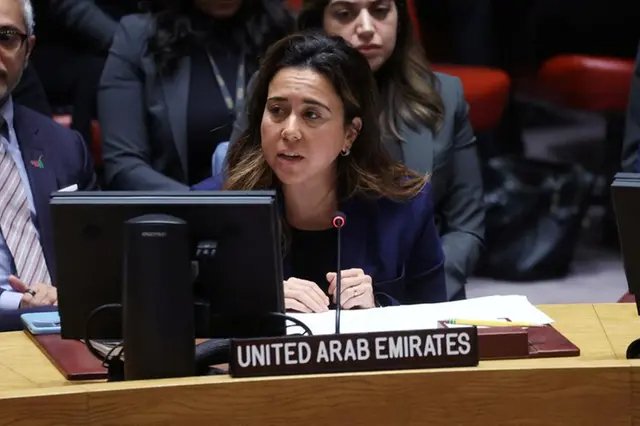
[{"x1": 230, "y1": 328, "x2": 479, "y2": 377}]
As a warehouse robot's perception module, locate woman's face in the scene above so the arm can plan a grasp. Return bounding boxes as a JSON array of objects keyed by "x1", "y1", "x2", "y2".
[
  {"x1": 260, "y1": 67, "x2": 360, "y2": 188},
  {"x1": 193, "y1": 0, "x2": 243, "y2": 19},
  {"x1": 323, "y1": 0, "x2": 398, "y2": 72}
]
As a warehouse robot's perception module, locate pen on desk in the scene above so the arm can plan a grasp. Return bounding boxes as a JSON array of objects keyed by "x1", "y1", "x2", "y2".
[{"x1": 444, "y1": 318, "x2": 541, "y2": 327}]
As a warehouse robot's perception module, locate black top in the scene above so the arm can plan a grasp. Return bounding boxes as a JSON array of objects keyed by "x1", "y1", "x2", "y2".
[
  {"x1": 187, "y1": 46, "x2": 240, "y2": 185},
  {"x1": 289, "y1": 228, "x2": 337, "y2": 295}
]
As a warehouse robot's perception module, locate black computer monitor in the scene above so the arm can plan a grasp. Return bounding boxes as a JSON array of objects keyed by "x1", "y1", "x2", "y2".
[
  {"x1": 612, "y1": 173, "x2": 640, "y2": 315},
  {"x1": 50, "y1": 191, "x2": 285, "y2": 339}
]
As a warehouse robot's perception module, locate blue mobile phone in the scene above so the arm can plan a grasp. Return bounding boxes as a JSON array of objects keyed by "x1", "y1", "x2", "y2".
[{"x1": 21, "y1": 311, "x2": 61, "y2": 335}]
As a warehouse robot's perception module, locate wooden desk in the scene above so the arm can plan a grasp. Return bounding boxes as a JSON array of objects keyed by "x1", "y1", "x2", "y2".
[{"x1": 0, "y1": 304, "x2": 638, "y2": 425}]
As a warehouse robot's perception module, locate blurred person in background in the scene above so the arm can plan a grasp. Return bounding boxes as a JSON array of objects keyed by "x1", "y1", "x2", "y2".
[
  {"x1": 99, "y1": 0, "x2": 294, "y2": 190},
  {"x1": 30, "y1": 0, "x2": 139, "y2": 145}
]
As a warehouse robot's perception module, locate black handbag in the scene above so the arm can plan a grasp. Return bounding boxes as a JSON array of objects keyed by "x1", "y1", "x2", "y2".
[{"x1": 476, "y1": 156, "x2": 595, "y2": 281}]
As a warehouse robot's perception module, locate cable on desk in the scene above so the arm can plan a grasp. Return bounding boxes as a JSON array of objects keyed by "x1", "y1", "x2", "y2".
[{"x1": 84, "y1": 303, "x2": 125, "y2": 381}]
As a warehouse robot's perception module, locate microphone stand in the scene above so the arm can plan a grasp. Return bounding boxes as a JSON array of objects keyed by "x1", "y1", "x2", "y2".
[
  {"x1": 335, "y1": 225, "x2": 342, "y2": 334},
  {"x1": 332, "y1": 213, "x2": 346, "y2": 334}
]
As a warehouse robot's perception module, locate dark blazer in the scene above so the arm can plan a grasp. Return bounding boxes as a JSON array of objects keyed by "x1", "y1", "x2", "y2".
[
  {"x1": 13, "y1": 105, "x2": 98, "y2": 281},
  {"x1": 317, "y1": 185, "x2": 446, "y2": 305},
  {"x1": 99, "y1": 14, "x2": 191, "y2": 191},
  {"x1": 230, "y1": 72, "x2": 484, "y2": 300},
  {"x1": 47, "y1": 0, "x2": 137, "y2": 52},
  {"x1": 51, "y1": 0, "x2": 118, "y2": 51},
  {"x1": 622, "y1": 42, "x2": 640, "y2": 172},
  {"x1": 194, "y1": 176, "x2": 447, "y2": 305},
  {"x1": 0, "y1": 105, "x2": 96, "y2": 329}
]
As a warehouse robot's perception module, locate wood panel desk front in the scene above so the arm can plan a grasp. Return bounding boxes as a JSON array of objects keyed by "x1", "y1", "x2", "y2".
[{"x1": 0, "y1": 303, "x2": 638, "y2": 425}]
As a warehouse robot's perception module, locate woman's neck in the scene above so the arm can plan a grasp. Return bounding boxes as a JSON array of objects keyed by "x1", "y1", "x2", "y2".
[{"x1": 283, "y1": 178, "x2": 338, "y2": 231}]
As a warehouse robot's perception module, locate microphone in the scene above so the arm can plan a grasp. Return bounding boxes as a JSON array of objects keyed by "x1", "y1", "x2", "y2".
[{"x1": 332, "y1": 212, "x2": 346, "y2": 334}]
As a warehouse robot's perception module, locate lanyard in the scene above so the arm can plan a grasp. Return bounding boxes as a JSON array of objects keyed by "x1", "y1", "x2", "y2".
[{"x1": 206, "y1": 49, "x2": 246, "y2": 114}]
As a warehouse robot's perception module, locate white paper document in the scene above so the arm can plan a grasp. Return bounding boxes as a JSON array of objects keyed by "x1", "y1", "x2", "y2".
[{"x1": 287, "y1": 295, "x2": 554, "y2": 335}]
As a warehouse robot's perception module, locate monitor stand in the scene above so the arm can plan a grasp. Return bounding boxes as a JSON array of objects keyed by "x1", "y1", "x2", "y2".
[
  {"x1": 627, "y1": 338, "x2": 640, "y2": 359},
  {"x1": 122, "y1": 214, "x2": 195, "y2": 380}
]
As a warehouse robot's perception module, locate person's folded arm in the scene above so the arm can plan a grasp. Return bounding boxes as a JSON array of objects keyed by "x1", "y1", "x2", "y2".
[
  {"x1": 50, "y1": 0, "x2": 118, "y2": 52},
  {"x1": 622, "y1": 43, "x2": 640, "y2": 173},
  {"x1": 67, "y1": 130, "x2": 99, "y2": 190},
  {"x1": 405, "y1": 184, "x2": 447, "y2": 304},
  {"x1": 98, "y1": 17, "x2": 187, "y2": 191},
  {"x1": 438, "y1": 78, "x2": 485, "y2": 299}
]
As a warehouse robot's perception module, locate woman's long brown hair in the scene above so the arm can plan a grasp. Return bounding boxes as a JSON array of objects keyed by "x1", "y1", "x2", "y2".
[{"x1": 225, "y1": 32, "x2": 427, "y2": 201}]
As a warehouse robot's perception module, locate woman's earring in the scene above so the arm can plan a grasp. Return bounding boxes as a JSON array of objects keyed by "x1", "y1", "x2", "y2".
[{"x1": 340, "y1": 147, "x2": 351, "y2": 157}]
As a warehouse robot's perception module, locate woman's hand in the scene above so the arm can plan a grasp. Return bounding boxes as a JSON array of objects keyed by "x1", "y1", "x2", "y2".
[
  {"x1": 284, "y1": 277, "x2": 330, "y2": 313},
  {"x1": 327, "y1": 268, "x2": 375, "y2": 309}
]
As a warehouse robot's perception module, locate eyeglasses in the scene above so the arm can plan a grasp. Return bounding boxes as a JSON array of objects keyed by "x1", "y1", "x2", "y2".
[{"x1": 0, "y1": 29, "x2": 28, "y2": 53}]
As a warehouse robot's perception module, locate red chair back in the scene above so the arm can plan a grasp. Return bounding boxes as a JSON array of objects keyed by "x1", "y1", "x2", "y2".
[{"x1": 537, "y1": 55, "x2": 634, "y2": 112}]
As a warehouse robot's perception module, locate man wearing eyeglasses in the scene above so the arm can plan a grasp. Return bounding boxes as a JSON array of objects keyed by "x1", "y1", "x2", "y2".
[{"x1": 0, "y1": 0, "x2": 96, "y2": 328}]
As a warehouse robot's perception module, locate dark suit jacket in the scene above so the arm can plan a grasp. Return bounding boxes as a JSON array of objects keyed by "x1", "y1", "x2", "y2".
[
  {"x1": 313, "y1": 185, "x2": 446, "y2": 305},
  {"x1": 13, "y1": 105, "x2": 97, "y2": 280},
  {"x1": 622, "y1": 43, "x2": 640, "y2": 172},
  {"x1": 98, "y1": 14, "x2": 203, "y2": 190},
  {"x1": 51, "y1": 0, "x2": 118, "y2": 51},
  {"x1": 44, "y1": 0, "x2": 136, "y2": 52},
  {"x1": 230, "y1": 72, "x2": 484, "y2": 300},
  {"x1": 0, "y1": 105, "x2": 96, "y2": 329},
  {"x1": 195, "y1": 176, "x2": 447, "y2": 305}
]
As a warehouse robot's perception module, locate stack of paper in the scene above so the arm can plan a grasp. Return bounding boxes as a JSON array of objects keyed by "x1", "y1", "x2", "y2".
[{"x1": 287, "y1": 295, "x2": 554, "y2": 336}]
